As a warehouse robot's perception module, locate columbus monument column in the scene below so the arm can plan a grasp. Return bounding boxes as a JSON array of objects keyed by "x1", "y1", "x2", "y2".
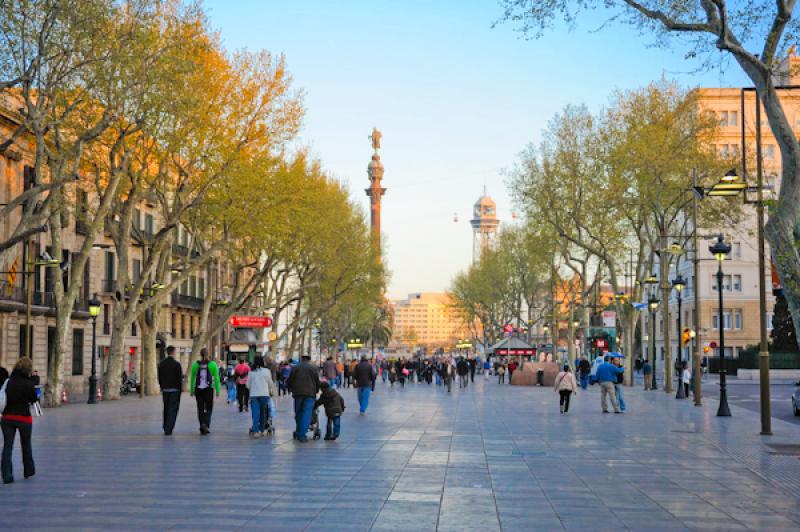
[{"x1": 366, "y1": 127, "x2": 386, "y2": 253}]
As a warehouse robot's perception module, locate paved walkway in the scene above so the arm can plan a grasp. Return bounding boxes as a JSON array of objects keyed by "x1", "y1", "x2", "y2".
[{"x1": 3, "y1": 375, "x2": 800, "y2": 531}]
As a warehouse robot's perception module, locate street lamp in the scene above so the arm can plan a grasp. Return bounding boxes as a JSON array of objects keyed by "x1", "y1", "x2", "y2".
[
  {"x1": 710, "y1": 235, "x2": 732, "y2": 417},
  {"x1": 648, "y1": 295, "x2": 660, "y2": 390},
  {"x1": 672, "y1": 274, "x2": 687, "y2": 399},
  {"x1": 87, "y1": 293, "x2": 101, "y2": 404}
]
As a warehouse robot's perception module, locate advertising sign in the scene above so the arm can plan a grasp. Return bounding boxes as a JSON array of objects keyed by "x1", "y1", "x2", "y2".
[{"x1": 229, "y1": 315, "x2": 273, "y2": 328}]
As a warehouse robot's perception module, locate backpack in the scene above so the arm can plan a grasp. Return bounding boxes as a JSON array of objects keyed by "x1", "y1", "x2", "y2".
[{"x1": 0, "y1": 379, "x2": 8, "y2": 412}]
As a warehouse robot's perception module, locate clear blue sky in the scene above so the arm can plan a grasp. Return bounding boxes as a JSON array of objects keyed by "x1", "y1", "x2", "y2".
[{"x1": 202, "y1": 0, "x2": 748, "y2": 299}]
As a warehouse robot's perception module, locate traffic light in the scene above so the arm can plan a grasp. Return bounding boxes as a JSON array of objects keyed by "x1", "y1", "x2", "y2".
[
  {"x1": 681, "y1": 328, "x2": 691, "y2": 346},
  {"x1": 703, "y1": 345, "x2": 710, "y2": 353}
]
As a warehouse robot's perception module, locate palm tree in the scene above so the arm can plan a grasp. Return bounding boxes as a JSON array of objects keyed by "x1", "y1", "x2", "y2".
[{"x1": 368, "y1": 304, "x2": 393, "y2": 359}]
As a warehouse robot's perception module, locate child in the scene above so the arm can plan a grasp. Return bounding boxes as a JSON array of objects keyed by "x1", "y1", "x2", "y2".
[{"x1": 315, "y1": 381, "x2": 345, "y2": 441}]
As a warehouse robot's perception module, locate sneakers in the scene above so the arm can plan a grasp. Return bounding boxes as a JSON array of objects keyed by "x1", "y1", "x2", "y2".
[
  {"x1": 200, "y1": 424, "x2": 209, "y2": 435},
  {"x1": 559, "y1": 404, "x2": 564, "y2": 414}
]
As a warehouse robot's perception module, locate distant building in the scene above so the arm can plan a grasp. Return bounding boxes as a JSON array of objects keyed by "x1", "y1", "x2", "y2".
[
  {"x1": 470, "y1": 188, "x2": 500, "y2": 263},
  {"x1": 389, "y1": 292, "x2": 470, "y2": 351}
]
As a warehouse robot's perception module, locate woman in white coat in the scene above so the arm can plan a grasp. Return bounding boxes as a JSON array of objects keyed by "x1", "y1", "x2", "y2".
[{"x1": 554, "y1": 364, "x2": 578, "y2": 414}]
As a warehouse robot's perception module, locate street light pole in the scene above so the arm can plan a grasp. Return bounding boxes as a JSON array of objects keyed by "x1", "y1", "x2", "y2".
[
  {"x1": 692, "y1": 173, "x2": 703, "y2": 406},
  {"x1": 649, "y1": 295, "x2": 659, "y2": 391},
  {"x1": 87, "y1": 294, "x2": 101, "y2": 404},
  {"x1": 673, "y1": 275, "x2": 687, "y2": 399},
  {"x1": 710, "y1": 235, "x2": 732, "y2": 417}
]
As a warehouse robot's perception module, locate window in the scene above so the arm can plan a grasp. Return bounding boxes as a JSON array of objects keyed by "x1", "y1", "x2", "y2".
[
  {"x1": 729, "y1": 110, "x2": 738, "y2": 127},
  {"x1": 713, "y1": 311, "x2": 733, "y2": 330},
  {"x1": 180, "y1": 315, "x2": 185, "y2": 339},
  {"x1": 734, "y1": 242, "x2": 742, "y2": 258},
  {"x1": 765, "y1": 144, "x2": 776, "y2": 159},
  {"x1": 103, "y1": 304, "x2": 110, "y2": 335},
  {"x1": 734, "y1": 309, "x2": 743, "y2": 330},
  {"x1": 190, "y1": 275, "x2": 197, "y2": 297},
  {"x1": 83, "y1": 257, "x2": 91, "y2": 301},
  {"x1": 144, "y1": 213, "x2": 154, "y2": 237},
  {"x1": 171, "y1": 313, "x2": 177, "y2": 337},
  {"x1": 132, "y1": 259, "x2": 141, "y2": 284},
  {"x1": 733, "y1": 274, "x2": 742, "y2": 291},
  {"x1": 712, "y1": 274, "x2": 736, "y2": 291},
  {"x1": 190, "y1": 316, "x2": 195, "y2": 337},
  {"x1": 719, "y1": 111, "x2": 729, "y2": 126},
  {"x1": 72, "y1": 329, "x2": 84, "y2": 375},
  {"x1": 131, "y1": 321, "x2": 137, "y2": 337},
  {"x1": 767, "y1": 311, "x2": 774, "y2": 331},
  {"x1": 198, "y1": 278, "x2": 205, "y2": 299},
  {"x1": 75, "y1": 189, "x2": 89, "y2": 233},
  {"x1": 19, "y1": 325, "x2": 33, "y2": 358},
  {"x1": 104, "y1": 251, "x2": 115, "y2": 281},
  {"x1": 133, "y1": 208, "x2": 142, "y2": 231},
  {"x1": 47, "y1": 327, "x2": 57, "y2": 374}
]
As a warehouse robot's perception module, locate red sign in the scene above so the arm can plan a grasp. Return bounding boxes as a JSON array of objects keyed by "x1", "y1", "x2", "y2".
[
  {"x1": 709, "y1": 341, "x2": 717, "y2": 349},
  {"x1": 229, "y1": 315, "x2": 273, "y2": 328},
  {"x1": 503, "y1": 324, "x2": 513, "y2": 333},
  {"x1": 596, "y1": 339, "x2": 607, "y2": 348}
]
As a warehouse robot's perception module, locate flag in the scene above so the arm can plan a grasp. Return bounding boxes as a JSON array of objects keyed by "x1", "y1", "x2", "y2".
[{"x1": 6, "y1": 256, "x2": 18, "y2": 296}]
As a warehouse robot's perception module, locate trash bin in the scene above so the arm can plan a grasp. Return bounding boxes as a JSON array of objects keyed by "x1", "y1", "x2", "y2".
[{"x1": 536, "y1": 369, "x2": 544, "y2": 386}]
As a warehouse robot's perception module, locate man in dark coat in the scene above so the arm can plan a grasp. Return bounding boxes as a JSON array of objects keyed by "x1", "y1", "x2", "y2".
[
  {"x1": 287, "y1": 354, "x2": 320, "y2": 442},
  {"x1": 355, "y1": 356, "x2": 375, "y2": 414},
  {"x1": 157, "y1": 346, "x2": 183, "y2": 435},
  {"x1": 457, "y1": 357, "x2": 469, "y2": 389}
]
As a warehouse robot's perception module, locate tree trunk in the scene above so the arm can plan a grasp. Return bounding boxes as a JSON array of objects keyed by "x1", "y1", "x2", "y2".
[
  {"x1": 659, "y1": 248, "x2": 673, "y2": 393},
  {"x1": 140, "y1": 309, "x2": 160, "y2": 395}
]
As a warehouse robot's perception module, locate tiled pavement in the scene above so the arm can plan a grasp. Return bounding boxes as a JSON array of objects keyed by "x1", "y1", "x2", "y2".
[{"x1": 3, "y1": 376, "x2": 800, "y2": 531}]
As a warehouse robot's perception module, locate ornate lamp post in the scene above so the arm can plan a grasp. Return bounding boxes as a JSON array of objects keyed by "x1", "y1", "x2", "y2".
[
  {"x1": 648, "y1": 295, "x2": 660, "y2": 391},
  {"x1": 87, "y1": 293, "x2": 101, "y2": 404},
  {"x1": 672, "y1": 274, "x2": 687, "y2": 399},
  {"x1": 710, "y1": 235, "x2": 732, "y2": 417}
]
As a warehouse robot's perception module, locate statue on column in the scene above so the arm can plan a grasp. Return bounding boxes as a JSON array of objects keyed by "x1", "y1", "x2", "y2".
[{"x1": 369, "y1": 127, "x2": 382, "y2": 152}]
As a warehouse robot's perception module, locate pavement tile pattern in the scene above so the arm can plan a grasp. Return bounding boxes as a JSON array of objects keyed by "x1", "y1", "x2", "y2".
[{"x1": 2, "y1": 375, "x2": 800, "y2": 531}]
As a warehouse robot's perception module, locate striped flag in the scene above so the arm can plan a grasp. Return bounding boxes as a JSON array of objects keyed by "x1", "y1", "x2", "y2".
[{"x1": 6, "y1": 256, "x2": 18, "y2": 296}]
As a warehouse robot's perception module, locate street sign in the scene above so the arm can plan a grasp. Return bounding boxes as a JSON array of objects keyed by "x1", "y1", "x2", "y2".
[
  {"x1": 267, "y1": 331, "x2": 278, "y2": 341},
  {"x1": 596, "y1": 339, "x2": 607, "y2": 348},
  {"x1": 709, "y1": 341, "x2": 718, "y2": 349},
  {"x1": 229, "y1": 315, "x2": 273, "y2": 328}
]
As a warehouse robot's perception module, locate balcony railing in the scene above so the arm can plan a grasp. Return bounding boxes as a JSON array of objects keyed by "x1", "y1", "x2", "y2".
[
  {"x1": 172, "y1": 243, "x2": 200, "y2": 258},
  {"x1": 101, "y1": 279, "x2": 117, "y2": 293},
  {"x1": 0, "y1": 285, "x2": 87, "y2": 312},
  {"x1": 170, "y1": 293, "x2": 204, "y2": 310}
]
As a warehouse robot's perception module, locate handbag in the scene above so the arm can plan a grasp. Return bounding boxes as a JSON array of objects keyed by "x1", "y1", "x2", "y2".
[{"x1": 0, "y1": 379, "x2": 7, "y2": 411}]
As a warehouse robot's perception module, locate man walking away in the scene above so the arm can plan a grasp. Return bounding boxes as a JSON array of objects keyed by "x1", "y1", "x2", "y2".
[
  {"x1": 158, "y1": 346, "x2": 183, "y2": 436},
  {"x1": 323, "y1": 356, "x2": 338, "y2": 388},
  {"x1": 596, "y1": 357, "x2": 624, "y2": 413},
  {"x1": 578, "y1": 356, "x2": 591, "y2": 390},
  {"x1": 457, "y1": 357, "x2": 469, "y2": 389},
  {"x1": 287, "y1": 354, "x2": 320, "y2": 442},
  {"x1": 642, "y1": 359, "x2": 653, "y2": 390},
  {"x1": 355, "y1": 356, "x2": 375, "y2": 414},
  {"x1": 468, "y1": 357, "x2": 476, "y2": 383},
  {"x1": 612, "y1": 356, "x2": 626, "y2": 412},
  {"x1": 234, "y1": 357, "x2": 251, "y2": 412},
  {"x1": 497, "y1": 364, "x2": 505, "y2": 384},
  {"x1": 189, "y1": 349, "x2": 220, "y2": 435},
  {"x1": 483, "y1": 359, "x2": 491, "y2": 380}
]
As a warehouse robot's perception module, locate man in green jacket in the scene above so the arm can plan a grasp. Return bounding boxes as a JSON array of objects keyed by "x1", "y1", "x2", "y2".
[{"x1": 189, "y1": 348, "x2": 221, "y2": 435}]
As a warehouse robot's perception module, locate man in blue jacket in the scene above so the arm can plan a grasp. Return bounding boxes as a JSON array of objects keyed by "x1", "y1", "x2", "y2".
[{"x1": 596, "y1": 357, "x2": 624, "y2": 413}]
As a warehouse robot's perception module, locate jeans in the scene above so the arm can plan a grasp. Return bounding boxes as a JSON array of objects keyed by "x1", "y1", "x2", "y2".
[
  {"x1": 614, "y1": 384, "x2": 626, "y2": 411},
  {"x1": 498, "y1": 374, "x2": 505, "y2": 384},
  {"x1": 226, "y1": 380, "x2": 236, "y2": 402},
  {"x1": 194, "y1": 387, "x2": 214, "y2": 428},
  {"x1": 237, "y1": 383, "x2": 249, "y2": 411},
  {"x1": 357, "y1": 387, "x2": 371, "y2": 413},
  {"x1": 1, "y1": 419, "x2": 34, "y2": 483},
  {"x1": 267, "y1": 397, "x2": 275, "y2": 420},
  {"x1": 162, "y1": 391, "x2": 181, "y2": 435},
  {"x1": 293, "y1": 396, "x2": 315, "y2": 440},
  {"x1": 250, "y1": 396, "x2": 269, "y2": 433},
  {"x1": 325, "y1": 415, "x2": 341, "y2": 439},
  {"x1": 459, "y1": 374, "x2": 468, "y2": 388},
  {"x1": 579, "y1": 374, "x2": 589, "y2": 390},
  {"x1": 382, "y1": 371, "x2": 387, "y2": 383},
  {"x1": 600, "y1": 382, "x2": 620, "y2": 412}
]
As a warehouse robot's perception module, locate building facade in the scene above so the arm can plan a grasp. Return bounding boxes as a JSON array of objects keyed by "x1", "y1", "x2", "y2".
[{"x1": 389, "y1": 292, "x2": 469, "y2": 351}]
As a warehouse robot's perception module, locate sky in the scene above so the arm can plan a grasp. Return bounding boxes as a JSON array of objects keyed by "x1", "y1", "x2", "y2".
[{"x1": 202, "y1": 0, "x2": 749, "y2": 300}]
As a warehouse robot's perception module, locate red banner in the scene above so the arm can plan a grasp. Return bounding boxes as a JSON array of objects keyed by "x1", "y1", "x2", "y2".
[{"x1": 229, "y1": 315, "x2": 273, "y2": 328}]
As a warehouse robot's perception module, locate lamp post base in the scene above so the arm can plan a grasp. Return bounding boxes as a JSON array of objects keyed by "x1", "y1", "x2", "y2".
[
  {"x1": 675, "y1": 376, "x2": 686, "y2": 399},
  {"x1": 88, "y1": 375, "x2": 98, "y2": 404},
  {"x1": 716, "y1": 391, "x2": 731, "y2": 417}
]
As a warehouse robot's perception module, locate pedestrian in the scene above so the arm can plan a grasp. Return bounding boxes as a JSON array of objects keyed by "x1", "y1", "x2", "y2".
[
  {"x1": 681, "y1": 361, "x2": 691, "y2": 398},
  {"x1": 553, "y1": 364, "x2": 578, "y2": 414},
  {"x1": 634, "y1": 357, "x2": 643, "y2": 382},
  {"x1": 508, "y1": 360, "x2": 517, "y2": 382},
  {"x1": 457, "y1": 357, "x2": 469, "y2": 388},
  {"x1": 596, "y1": 357, "x2": 624, "y2": 414},
  {"x1": 497, "y1": 364, "x2": 506, "y2": 384},
  {"x1": 1, "y1": 357, "x2": 38, "y2": 484},
  {"x1": 287, "y1": 354, "x2": 320, "y2": 442},
  {"x1": 225, "y1": 362, "x2": 237, "y2": 404},
  {"x1": 234, "y1": 357, "x2": 251, "y2": 413},
  {"x1": 336, "y1": 357, "x2": 345, "y2": 388},
  {"x1": 468, "y1": 357, "x2": 476, "y2": 383},
  {"x1": 642, "y1": 359, "x2": 653, "y2": 390},
  {"x1": 189, "y1": 348, "x2": 220, "y2": 435},
  {"x1": 483, "y1": 359, "x2": 491, "y2": 380},
  {"x1": 315, "y1": 381, "x2": 345, "y2": 440},
  {"x1": 355, "y1": 355, "x2": 375, "y2": 414},
  {"x1": 578, "y1": 356, "x2": 591, "y2": 390},
  {"x1": 323, "y1": 356, "x2": 337, "y2": 388},
  {"x1": 246, "y1": 355, "x2": 276, "y2": 438},
  {"x1": 612, "y1": 357, "x2": 626, "y2": 412},
  {"x1": 157, "y1": 346, "x2": 183, "y2": 436},
  {"x1": 279, "y1": 362, "x2": 292, "y2": 396},
  {"x1": 443, "y1": 359, "x2": 454, "y2": 392}
]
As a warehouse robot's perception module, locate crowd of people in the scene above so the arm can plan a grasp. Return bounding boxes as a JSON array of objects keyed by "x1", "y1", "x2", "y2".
[{"x1": 2, "y1": 345, "x2": 684, "y2": 486}]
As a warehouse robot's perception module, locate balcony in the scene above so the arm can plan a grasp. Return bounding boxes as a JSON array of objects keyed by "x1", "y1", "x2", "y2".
[
  {"x1": 170, "y1": 293, "x2": 204, "y2": 310},
  {"x1": 172, "y1": 243, "x2": 200, "y2": 258},
  {"x1": 101, "y1": 279, "x2": 117, "y2": 294}
]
